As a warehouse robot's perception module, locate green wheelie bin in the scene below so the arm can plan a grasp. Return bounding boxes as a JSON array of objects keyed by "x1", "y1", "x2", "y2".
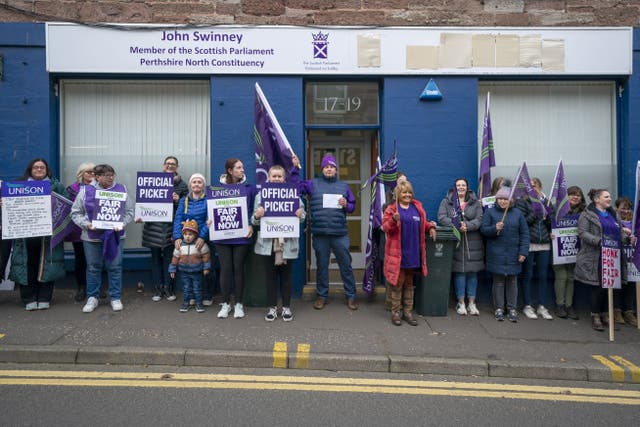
[{"x1": 414, "y1": 226, "x2": 456, "y2": 316}]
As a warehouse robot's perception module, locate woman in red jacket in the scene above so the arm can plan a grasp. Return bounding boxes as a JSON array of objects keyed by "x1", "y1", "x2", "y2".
[{"x1": 382, "y1": 181, "x2": 437, "y2": 326}]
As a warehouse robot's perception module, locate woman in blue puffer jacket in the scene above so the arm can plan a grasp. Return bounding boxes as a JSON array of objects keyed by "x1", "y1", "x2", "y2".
[{"x1": 481, "y1": 187, "x2": 529, "y2": 323}]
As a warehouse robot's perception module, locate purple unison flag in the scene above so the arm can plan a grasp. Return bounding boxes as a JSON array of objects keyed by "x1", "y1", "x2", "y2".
[
  {"x1": 254, "y1": 82, "x2": 295, "y2": 187},
  {"x1": 450, "y1": 185, "x2": 463, "y2": 246},
  {"x1": 478, "y1": 93, "x2": 496, "y2": 199},
  {"x1": 550, "y1": 160, "x2": 569, "y2": 226},
  {"x1": 50, "y1": 192, "x2": 74, "y2": 249},
  {"x1": 362, "y1": 157, "x2": 386, "y2": 294},
  {"x1": 362, "y1": 140, "x2": 399, "y2": 192},
  {"x1": 509, "y1": 162, "x2": 546, "y2": 217},
  {"x1": 633, "y1": 161, "x2": 640, "y2": 270}
]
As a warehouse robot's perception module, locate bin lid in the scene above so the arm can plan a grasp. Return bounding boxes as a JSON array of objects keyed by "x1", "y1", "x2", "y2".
[{"x1": 429, "y1": 225, "x2": 458, "y2": 241}]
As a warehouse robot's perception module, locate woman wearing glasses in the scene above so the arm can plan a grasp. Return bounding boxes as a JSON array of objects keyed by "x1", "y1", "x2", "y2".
[
  {"x1": 138, "y1": 156, "x2": 188, "y2": 302},
  {"x1": 8, "y1": 158, "x2": 68, "y2": 310}
]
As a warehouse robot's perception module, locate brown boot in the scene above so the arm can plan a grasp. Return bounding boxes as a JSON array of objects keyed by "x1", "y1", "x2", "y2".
[
  {"x1": 600, "y1": 312, "x2": 620, "y2": 330},
  {"x1": 402, "y1": 311, "x2": 418, "y2": 326},
  {"x1": 614, "y1": 309, "x2": 625, "y2": 325},
  {"x1": 591, "y1": 313, "x2": 604, "y2": 331},
  {"x1": 347, "y1": 298, "x2": 358, "y2": 310},
  {"x1": 623, "y1": 310, "x2": 638, "y2": 326},
  {"x1": 391, "y1": 311, "x2": 402, "y2": 326},
  {"x1": 313, "y1": 297, "x2": 326, "y2": 310}
]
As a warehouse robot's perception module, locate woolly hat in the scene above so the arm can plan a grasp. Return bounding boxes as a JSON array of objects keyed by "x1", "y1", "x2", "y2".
[
  {"x1": 189, "y1": 173, "x2": 206, "y2": 187},
  {"x1": 321, "y1": 153, "x2": 337, "y2": 169},
  {"x1": 495, "y1": 187, "x2": 511, "y2": 200},
  {"x1": 181, "y1": 219, "x2": 199, "y2": 235}
]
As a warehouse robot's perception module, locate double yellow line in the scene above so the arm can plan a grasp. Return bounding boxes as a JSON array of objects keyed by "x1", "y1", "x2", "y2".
[
  {"x1": 273, "y1": 341, "x2": 310, "y2": 369},
  {"x1": 1, "y1": 369, "x2": 640, "y2": 405},
  {"x1": 593, "y1": 355, "x2": 640, "y2": 383}
]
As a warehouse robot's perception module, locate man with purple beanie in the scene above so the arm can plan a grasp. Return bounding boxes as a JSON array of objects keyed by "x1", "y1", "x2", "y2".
[{"x1": 294, "y1": 153, "x2": 358, "y2": 310}]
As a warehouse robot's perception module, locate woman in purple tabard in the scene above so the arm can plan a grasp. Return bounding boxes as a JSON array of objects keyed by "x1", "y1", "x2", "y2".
[
  {"x1": 65, "y1": 162, "x2": 95, "y2": 302},
  {"x1": 214, "y1": 158, "x2": 256, "y2": 320},
  {"x1": 574, "y1": 189, "x2": 636, "y2": 331},
  {"x1": 71, "y1": 164, "x2": 134, "y2": 313}
]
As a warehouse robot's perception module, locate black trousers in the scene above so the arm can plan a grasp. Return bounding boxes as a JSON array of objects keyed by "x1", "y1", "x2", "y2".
[
  {"x1": 18, "y1": 237, "x2": 54, "y2": 304},
  {"x1": 215, "y1": 243, "x2": 250, "y2": 304}
]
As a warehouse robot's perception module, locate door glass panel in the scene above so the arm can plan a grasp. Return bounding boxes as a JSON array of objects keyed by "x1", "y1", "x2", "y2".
[
  {"x1": 347, "y1": 221, "x2": 362, "y2": 252},
  {"x1": 305, "y1": 82, "x2": 379, "y2": 125}
]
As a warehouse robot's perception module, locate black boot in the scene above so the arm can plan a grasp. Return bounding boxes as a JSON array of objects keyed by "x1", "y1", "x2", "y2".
[
  {"x1": 556, "y1": 304, "x2": 567, "y2": 318},
  {"x1": 165, "y1": 279, "x2": 177, "y2": 302},
  {"x1": 152, "y1": 284, "x2": 163, "y2": 302},
  {"x1": 74, "y1": 285, "x2": 86, "y2": 302}
]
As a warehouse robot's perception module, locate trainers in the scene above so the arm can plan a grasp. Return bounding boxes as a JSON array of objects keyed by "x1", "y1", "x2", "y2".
[
  {"x1": 233, "y1": 302, "x2": 245, "y2": 318},
  {"x1": 507, "y1": 309, "x2": 519, "y2": 322},
  {"x1": 25, "y1": 302, "x2": 38, "y2": 311},
  {"x1": 467, "y1": 302, "x2": 480, "y2": 316},
  {"x1": 136, "y1": 282, "x2": 144, "y2": 293},
  {"x1": 82, "y1": 297, "x2": 99, "y2": 313},
  {"x1": 281, "y1": 307, "x2": 293, "y2": 322},
  {"x1": 217, "y1": 302, "x2": 231, "y2": 318},
  {"x1": 523, "y1": 305, "x2": 538, "y2": 319},
  {"x1": 179, "y1": 303, "x2": 190, "y2": 313},
  {"x1": 37, "y1": 302, "x2": 50, "y2": 310},
  {"x1": 202, "y1": 299, "x2": 213, "y2": 306},
  {"x1": 494, "y1": 308, "x2": 505, "y2": 321},
  {"x1": 110, "y1": 299, "x2": 123, "y2": 312},
  {"x1": 456, "y1": 302, "x2": 468, "y2": 315},
  {"x1": 566, "y1": 306, "x2": 579, "y2": 320},
  {"x1": 166, "y1": 292, "x2": 177, "y2": 302},
  {"x1": 189, "y1": 299, "x2": 195, "y2": 306},
  {"x1": 195, "y1": 303, "x2": 205, "y2": 313},
  {"x1": 265, "y1": 306, "x2": 278, "y2": 322},
  {"x1": 537, "y1": 305, "x2": 553, "y2": 320}
]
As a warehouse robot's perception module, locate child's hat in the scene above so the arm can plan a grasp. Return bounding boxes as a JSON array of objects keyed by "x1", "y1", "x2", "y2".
[{"x1": 182, "y1": 219, "x2": 199, "y2": 235}]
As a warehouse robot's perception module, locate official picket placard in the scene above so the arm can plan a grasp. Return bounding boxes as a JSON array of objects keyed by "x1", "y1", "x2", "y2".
[
  {"x1": 259, "y1": 183, "x2": 300, "y2": 238},
  {"x1": 91, "y1": 189, "x2": 128, "y2": 230},
  {"x1": 551, "y1": 214, "x2": 581, "y2": 265},
  {"x1": 207, "y1": 185, "x2": 249, "y2": 241},
  {"x1": 1, "y1": 181, "x2": 52, "y2": 239},
  {"x1": 135, "y1": 171, "x2": 174, "y2": 222},
  {"x1": 601, "y1": 236, "x2": 622, "y2": 289}
]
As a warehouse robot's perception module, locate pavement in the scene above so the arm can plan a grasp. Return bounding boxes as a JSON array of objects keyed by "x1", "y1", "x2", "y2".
[{"x1": 1, "y1": 272, "x2": 639, "y2": 384}]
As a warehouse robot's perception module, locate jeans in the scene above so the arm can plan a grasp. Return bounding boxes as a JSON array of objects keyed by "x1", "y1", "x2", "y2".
[
  {"x1": 493, "y1": 274, "x2": 518, "y2": 311},
  {"x1": 180, "y1": 271, "x2": 203, "y2": 305},
  {"x1": 453, "y1": 272, "x2": 478, "y2": 300},
  {"x1": 84, "y1": 239, "x2": 124, "y2": 300},
  {"x1": 150, "y1": 246, "x2": 174, "y2": 287},
  {"x1": 312, "y1": 234, "x2": 356, "y2": 300},
  {"x1": 553, "y1": 263, "x2": 575, "y2": 307},
  {"x1": 215, "y1": 243, "x2": 250, "y2": 304},
  {"x1": 520, "y1": 249, "x2": 551, "y2": 307}
]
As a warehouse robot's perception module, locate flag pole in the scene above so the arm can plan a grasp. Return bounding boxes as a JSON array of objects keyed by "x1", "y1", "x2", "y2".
[{"x1": 608, "y1": 287, "x2": 614, "y2": 341}]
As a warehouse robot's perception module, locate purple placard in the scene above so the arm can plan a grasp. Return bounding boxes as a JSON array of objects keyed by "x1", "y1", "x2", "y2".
[
  {"x1": 260, "y1": 183, "x2": 299, "y2": 217},
  {"x1": 551, "y1": 214, "x2": 581, "y2": 265},
  {"x1": 1, "y1": 181, "x2": 52, "y2": 239},
  {"x1": 207, "y1": 184, "x2": 249, "y2": 240},
  {"x1": 90, "y1": 188, "x2": 127, "y2": 229},
  {"x1": 136, "y1": 172, "x2": 173, "y2": 203}
]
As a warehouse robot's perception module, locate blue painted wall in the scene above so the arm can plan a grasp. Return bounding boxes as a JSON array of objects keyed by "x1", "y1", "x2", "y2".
[
  {"x1": 381, "y1": 77, "x2": 478, "y2": 218},
  {"x1": 210, "y1": 76, "x2": 307, "y2": 297},
  {"x1": 0, "y1": 23, "x2": 56, "y2": 181},
  {"x1": 622, "y1": 28, "x2": 640, "y2": 199}
]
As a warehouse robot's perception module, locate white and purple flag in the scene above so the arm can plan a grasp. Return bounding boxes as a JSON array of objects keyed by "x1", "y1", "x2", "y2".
[
  {"x1": 254, "y1": 82, "x2": 296, "y2": 188},
  {"x1": 362, "y1": 157, "x2": 386, "y2": 294},
  {"x1": 478, "y1": 92, "x2": 496, "y2": 199},
  {"x1": 632, "y1": 160, "x2": 640, "y2": 270},
  {"x1": 550, "y1": 159, "x2": 569, "y2": 226},
  {"x1": 509, "y1": 161, "x2": 546, "y2": 217}
]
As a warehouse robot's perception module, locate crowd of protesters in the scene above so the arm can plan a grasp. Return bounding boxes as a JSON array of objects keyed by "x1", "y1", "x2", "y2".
[{"x1": 0, "y1": 157, "x2": 638, "y2": 332}]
